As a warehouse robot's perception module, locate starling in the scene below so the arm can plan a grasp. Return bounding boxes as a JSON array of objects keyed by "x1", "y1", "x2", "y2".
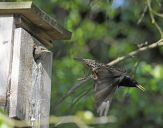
[
  {"x1": 75, "y1": 58, "x2": 145, "y2": 116},
  {"x1": 33, "y1": 45, "x2": 50, "y2": 61}
]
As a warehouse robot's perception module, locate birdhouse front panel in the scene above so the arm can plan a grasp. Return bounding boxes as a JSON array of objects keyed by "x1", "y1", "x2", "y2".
[{"x1": 9, "y1": 27, "x2": 52, "y2": 127}]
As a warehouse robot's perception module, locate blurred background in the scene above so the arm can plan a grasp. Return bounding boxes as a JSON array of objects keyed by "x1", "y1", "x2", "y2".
[{"x1": 1, "y1": 0, "x2": 163, "y2": 128}]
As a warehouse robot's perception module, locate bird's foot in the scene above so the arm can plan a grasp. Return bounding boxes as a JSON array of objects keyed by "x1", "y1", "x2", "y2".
[
  {"x1": 91, "y1": 71, "x2": 98, "y2": 80},
  {"x1": 77, "y1": 75, "x2": 90, "y2": 81},
  {"x1": 77, "y1": 77, "x2": 86, "y2": 81}
]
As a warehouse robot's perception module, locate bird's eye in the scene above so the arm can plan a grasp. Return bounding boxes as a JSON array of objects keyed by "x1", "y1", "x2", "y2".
[{"x1": 125, "y1": 76, "x2": 130, "y2": 79}]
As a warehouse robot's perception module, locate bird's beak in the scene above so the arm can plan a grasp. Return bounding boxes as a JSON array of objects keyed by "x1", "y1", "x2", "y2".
[
  {"x1": 74, "y1": 57, "x2": 83, "y2": 62},
  {"x1": 42, "y1": 49, "x2": 51, "y2": 53},
  {"x1": 137, "y1": 84, "x2": 145, "y2": 92}
]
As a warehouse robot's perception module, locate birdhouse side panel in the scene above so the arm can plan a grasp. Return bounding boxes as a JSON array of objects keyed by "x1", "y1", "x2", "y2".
[
  {"x1": 0, "y1": 15, "x2": 14, "y2": 109},
  {"x1": 32, "y1": 38, "x2": 53, "y2": 127}
]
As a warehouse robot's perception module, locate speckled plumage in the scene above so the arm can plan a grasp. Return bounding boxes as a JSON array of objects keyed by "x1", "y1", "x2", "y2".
[
  {"x1": 75, "y1": 58, "x2": 145, "y2": 116},
  {"x1": 33, "y1": 45, "x2": 50, "y2": 61}
]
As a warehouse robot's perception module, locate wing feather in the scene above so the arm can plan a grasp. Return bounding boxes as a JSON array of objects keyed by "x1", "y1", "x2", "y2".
[{"x1": 94, "y1": 67, "x2": 121, "y2": 116}]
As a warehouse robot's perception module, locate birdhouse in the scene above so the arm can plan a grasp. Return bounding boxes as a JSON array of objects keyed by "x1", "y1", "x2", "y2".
[{"x1": 0, "y1": 2, "x2": 71, "y2": 127}]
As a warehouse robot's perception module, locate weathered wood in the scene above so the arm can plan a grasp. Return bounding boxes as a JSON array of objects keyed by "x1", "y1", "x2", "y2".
[
  {"x1": 9, "y1": 28, "x2": 33, "y2": 118},
  {"x1": 0, "y1": 15, "x2": 14, "y2": 108},
  {"x1": 31, "y1": 39, "x2": 52, "y2": 127},
  {"x1": 0, "y1": 2, "x2": 71, "y2": 127},
  {"x1": 15, "y1": 15, "x2": 53, "y2": 48},
  {"x1": 0, "y1": 2, "x2": 71, "y2": 47},
  {"x1": 9, "y1": 28, "x2": 52, "y2": 127}
]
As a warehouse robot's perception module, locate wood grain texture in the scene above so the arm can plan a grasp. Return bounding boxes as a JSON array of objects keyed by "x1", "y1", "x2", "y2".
[
  {"x1": 0, "y1": 15, "x2": 14, "y2": 108},
  {"x1": 32, "y1": 51, "x2": 52, "y2": 128},
  {"x1": 9, "y1": 28, "x2": 52, "y2": 128},
  {"x1": 10, "y1": 28, "x2": 33, "y2": 118},
  {"x1": 0, "y1": 2, "x2": 71, "y2": 45},
  {"x1": 15, "y1": 16, "x2": 53, "y2": 48}
]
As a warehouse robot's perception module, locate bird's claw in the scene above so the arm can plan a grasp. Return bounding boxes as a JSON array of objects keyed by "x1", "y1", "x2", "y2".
[
  {"x1": 91, "y1": 71, "x2": 98, "y2": 80},
  {"x1": 77, "y1": 77, "x2": 87, "y2": 81}
]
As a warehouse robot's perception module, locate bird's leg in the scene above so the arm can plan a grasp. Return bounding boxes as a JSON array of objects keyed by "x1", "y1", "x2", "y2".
[{"x1": 77, "y1": 76, "x2": 89, "y2": 81}]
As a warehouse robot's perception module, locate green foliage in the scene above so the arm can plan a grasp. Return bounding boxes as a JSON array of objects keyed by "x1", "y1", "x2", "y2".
[
  {"x1": 1, "y1": 0, "x2": 163, "y2": 127},
  {"x1": 0, "y1": 111, "x2": 13, "y2": 128},
  {"x1": 43, "y1": 0, "x2": 163, "y2": 127}
]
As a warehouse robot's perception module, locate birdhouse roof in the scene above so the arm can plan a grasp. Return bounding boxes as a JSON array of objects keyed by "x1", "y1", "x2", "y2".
[{"x1": 0, "y1": 2, "x2": 71, "y2": 47}]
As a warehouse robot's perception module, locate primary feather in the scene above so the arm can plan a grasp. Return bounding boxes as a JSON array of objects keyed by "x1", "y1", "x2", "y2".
[
  {"x1": 93, "y1": 67, "x2": 124, "y2": 116},
  {"x1": 75, "y1": 58, "x2": 145, "y2": 116}
]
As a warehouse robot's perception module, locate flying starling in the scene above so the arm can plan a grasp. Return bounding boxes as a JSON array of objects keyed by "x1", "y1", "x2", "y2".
[
  {"x1": 75, "y1": 58, "x2": 145, "y2": 116},
  {"x1": 33, "y1": 45, "x2": 50, "y2": 61}
]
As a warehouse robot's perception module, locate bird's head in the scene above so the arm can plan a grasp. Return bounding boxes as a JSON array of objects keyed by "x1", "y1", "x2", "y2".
[
  {"x1": 34, "y1": 46, "x2": 50, "y2": 54},
  {"x1": 74, "y1": 58, "x2": 97, "y2": 69},
  {"x1": 74, "y1": 57, "x2": 105, "y2": 71},
  {"x1": 118, "y1": 75, "x2": 145, "y2": 91}
]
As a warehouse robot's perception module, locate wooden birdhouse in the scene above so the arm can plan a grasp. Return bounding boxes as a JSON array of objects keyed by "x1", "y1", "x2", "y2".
[{"x1": 0, "y1": 2, "x2": 71, "y2": 127}]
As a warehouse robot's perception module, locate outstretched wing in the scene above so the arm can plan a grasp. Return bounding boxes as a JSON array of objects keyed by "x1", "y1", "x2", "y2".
[{"x1": 94, "y1": 67, "x2": 122, "y2": 116}]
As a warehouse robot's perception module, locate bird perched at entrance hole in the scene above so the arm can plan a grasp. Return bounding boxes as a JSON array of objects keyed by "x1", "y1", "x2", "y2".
[
  {"x1": 75, "y1": 58, "x2": 145, "y2": 116},
  {"x1": 33, "y1": 45, "x2": 50, "y2": 61}
]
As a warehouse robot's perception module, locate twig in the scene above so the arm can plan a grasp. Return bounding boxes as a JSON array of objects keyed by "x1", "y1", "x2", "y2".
[
  {"x1": 153, "y1": 11, "x2": 163, "y2": 18},
  {"x1": 137, "y1": 4, "x2": 148, "y2": 24},
  {"x1": 51, "y1": 116, "x2": 91, "y2": 128},
  {"x1": 0, "y1": 111, "x2": 117, "y2": 128},
  {"x1": 55, "y1": 38, "x2": 163, "y2": 109},
  {"x1": 155, "y1": 0, "x2": 161, "y2": 7},
  {"x1": 50, "y1": 115, "x2": 116, "y2": 127},
  {"x1": 147, "y1": 0, "x2": 155, "y2": 23},
  {"x1": 0, "y1": 113, "x2": 31, "y2": 128},
  {"x1": 147, "y1": 0, "x2": 163, "y2": 37},
  {"x1": 107, "y1": 38, "x2": 163, "y2": 66}
]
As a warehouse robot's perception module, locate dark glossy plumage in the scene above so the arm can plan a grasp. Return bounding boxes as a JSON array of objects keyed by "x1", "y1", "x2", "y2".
[{"x1": 75, "y1": 58, "x2": 145, "y2": 116}]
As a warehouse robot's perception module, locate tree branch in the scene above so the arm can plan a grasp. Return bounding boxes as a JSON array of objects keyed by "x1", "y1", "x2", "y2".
[
  {"x1": 55, "y1": 38, "x2": 163, "y2": 110},
  {"x1": 50, "y1": 115, "x2": 116, "y2": 128},
  {"x1": 51, "y1": 116, "x2": 91, "y2": 128},
  {"x1": 147, "y1": 0, "x2": 163, "y2": 37},
  {"x1": 107, "y1": 38, "x2": 163, "y2": 66}
]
